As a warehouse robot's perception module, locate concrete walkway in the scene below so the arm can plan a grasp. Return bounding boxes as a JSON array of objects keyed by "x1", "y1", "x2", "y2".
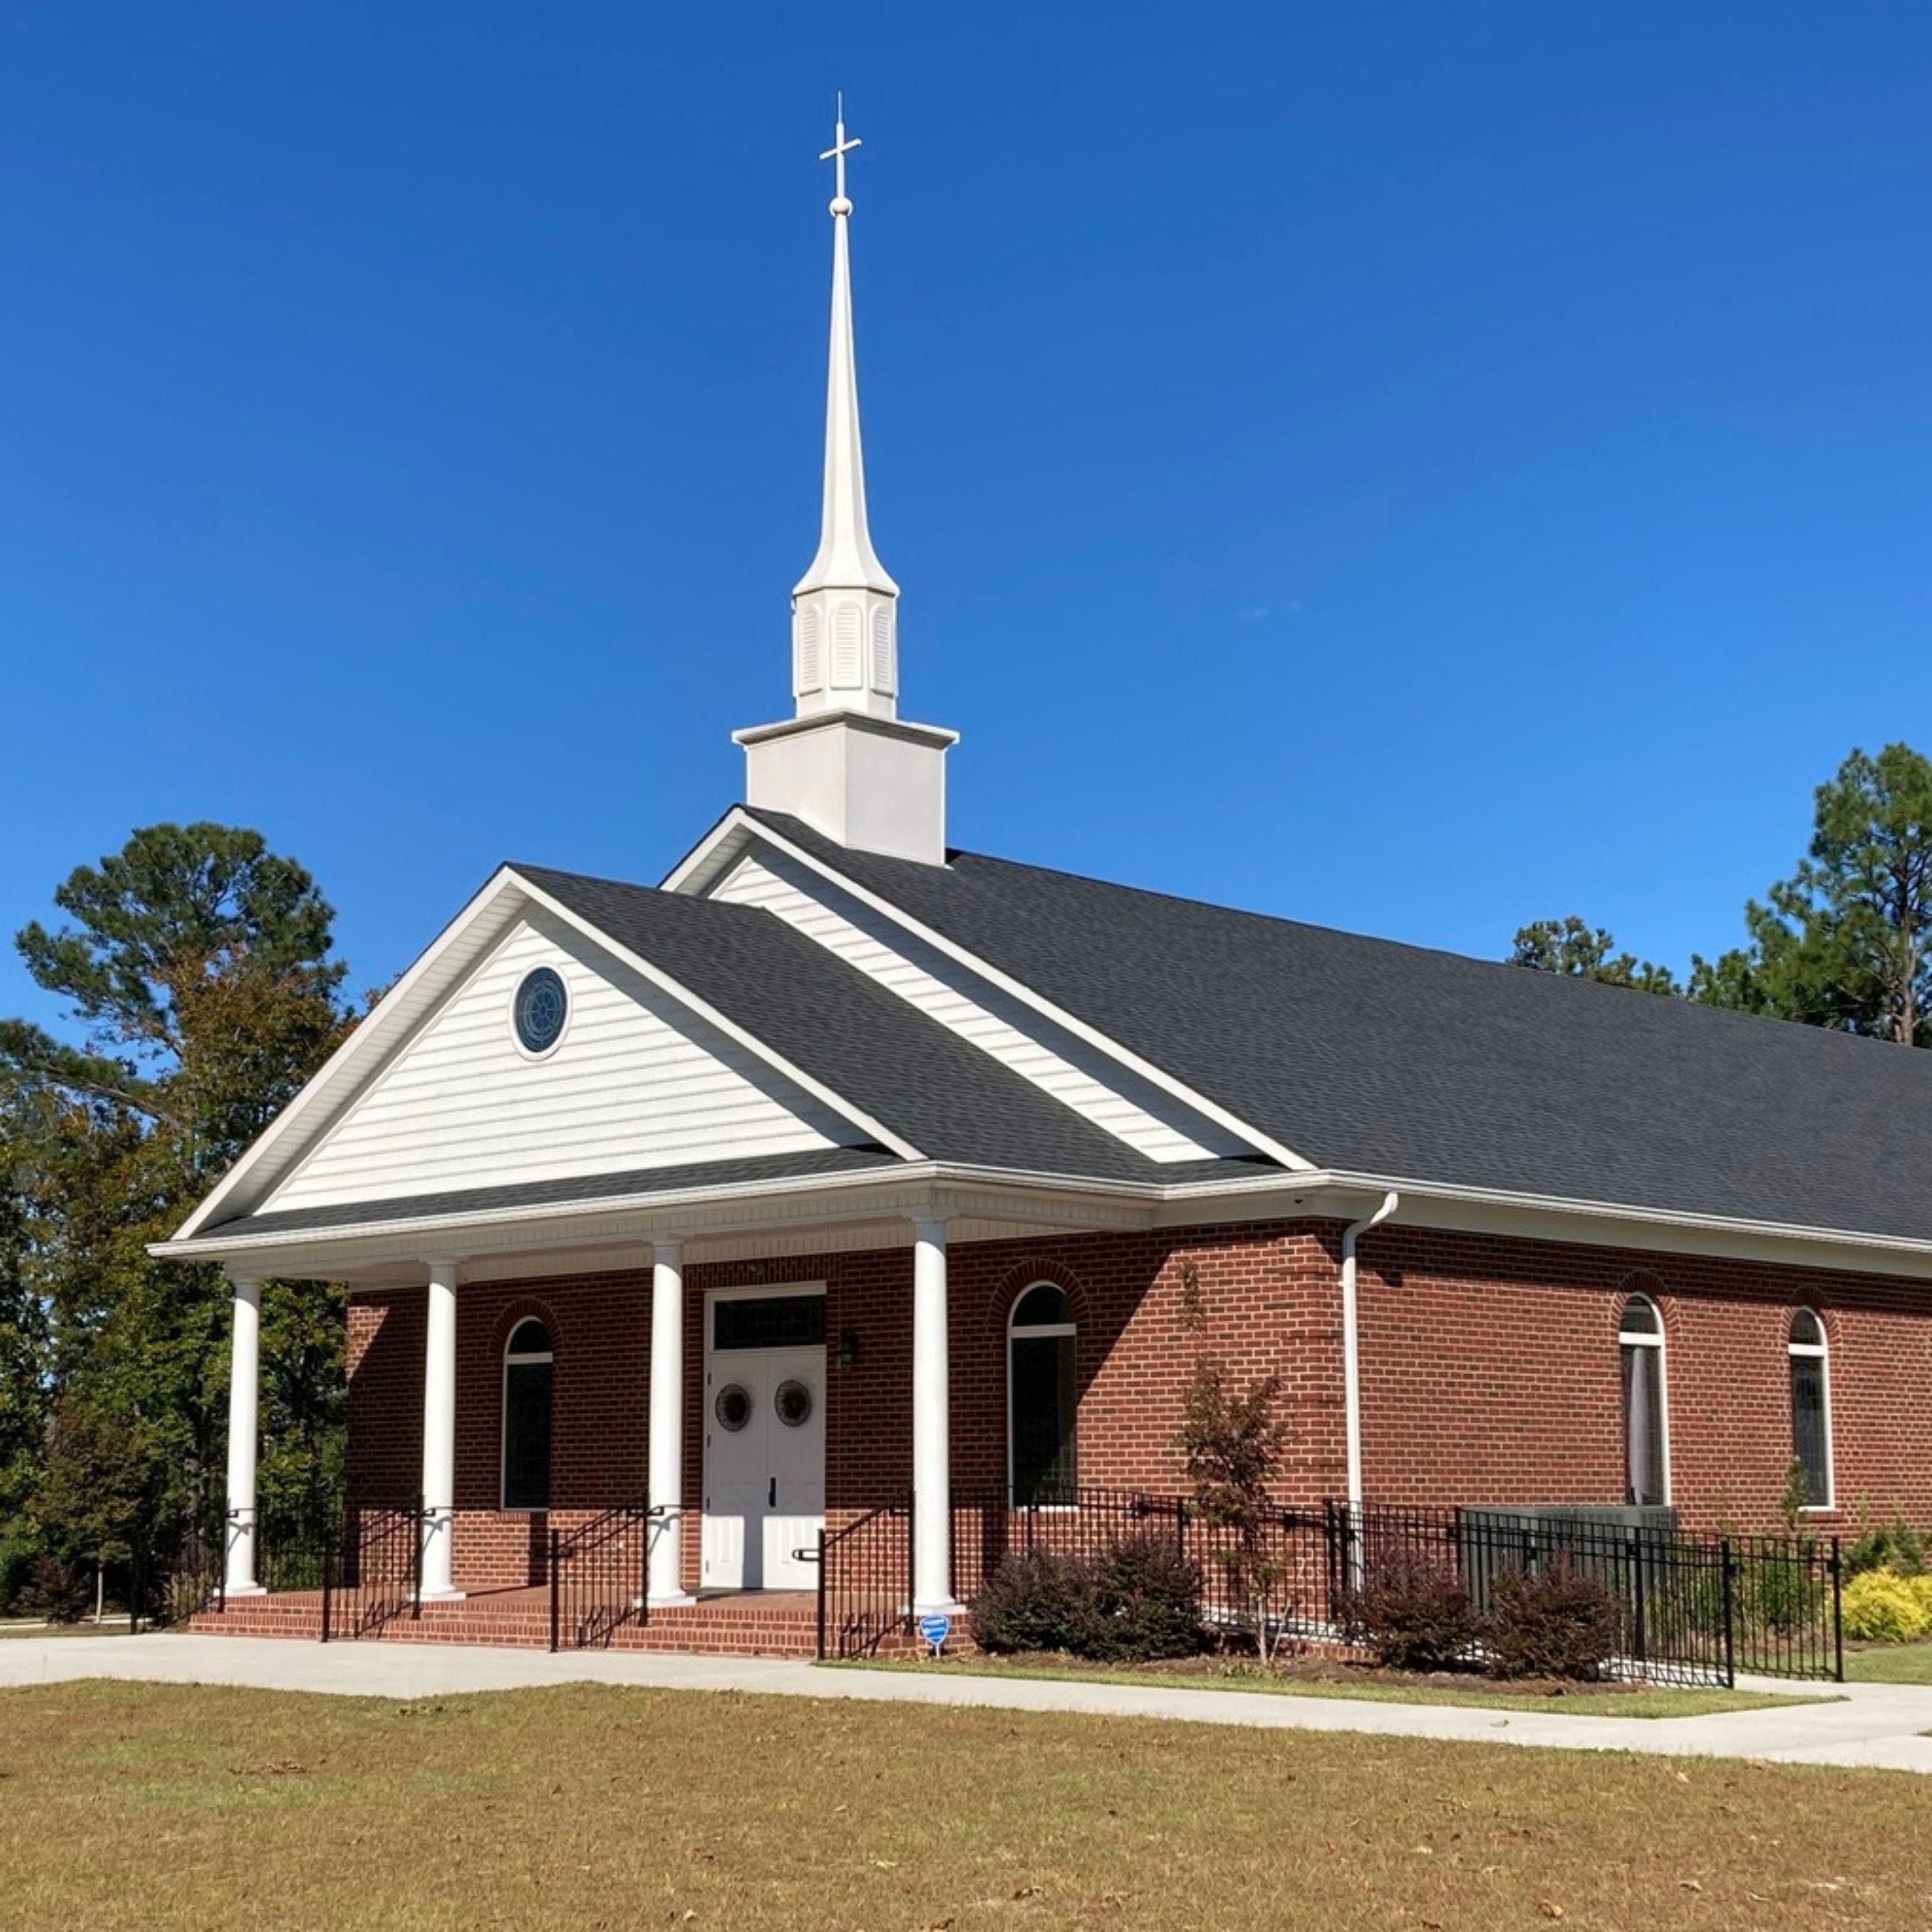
[{"x1": 5, "y1": 1633, "x2": 1932, "y2": 1773}]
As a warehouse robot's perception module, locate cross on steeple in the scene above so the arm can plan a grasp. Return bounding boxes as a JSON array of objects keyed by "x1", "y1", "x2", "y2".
[{"x1": 820, "y1": 96, "x2": 860, "y2": 213}]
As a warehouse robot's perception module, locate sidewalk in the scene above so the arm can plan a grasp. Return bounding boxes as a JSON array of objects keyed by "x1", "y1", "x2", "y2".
[{"x1": 5, "y1": 1632, "x2": 1931, "y2": 1773}]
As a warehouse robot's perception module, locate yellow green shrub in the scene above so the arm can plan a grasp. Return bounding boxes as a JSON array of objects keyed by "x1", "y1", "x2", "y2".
[{"x1": 1842, "y1": 1569, "x2": 1932, "y2": 1644}]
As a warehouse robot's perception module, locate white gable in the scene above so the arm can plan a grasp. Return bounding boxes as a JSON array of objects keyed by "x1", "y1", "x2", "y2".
[
  {"x1": 708, "y1": 845, "x2": 1252, "y2": 1164},
  {"x1": 263, "y1": 910, "x2": 860, "y2": 1214}
]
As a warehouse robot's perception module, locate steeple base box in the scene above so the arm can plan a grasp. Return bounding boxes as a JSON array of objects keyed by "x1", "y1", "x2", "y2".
[{"x1": 734, "y1": 710, "x2": 958, "y2": 866}]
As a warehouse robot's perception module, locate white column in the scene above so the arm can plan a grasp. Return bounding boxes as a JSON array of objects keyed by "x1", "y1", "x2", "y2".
[
  {"x1": 911, "y1": 1218, "x2": 960, "y2": 1615},
  {"x1": 419, "y1": 1258, "x2": 464, "y2": 1600},
  {"x1": 223, "y1": 1273, "x2": 265, "y2": 1596},
  {"x1": 647, "y1": 1239, "x2": 694, "y2": 1605}
]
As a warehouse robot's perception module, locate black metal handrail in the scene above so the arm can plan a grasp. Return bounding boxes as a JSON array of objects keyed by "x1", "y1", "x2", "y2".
[
  {"x1": 549, "y1": 1503, "x2": 656, "y2": 1651},
  {"x1": 321, "y1": 1497, "x2": 424, "y2": 1642},
  {"x1": 815, "y1": 1492, "x2": 913, "y2": 1660}
]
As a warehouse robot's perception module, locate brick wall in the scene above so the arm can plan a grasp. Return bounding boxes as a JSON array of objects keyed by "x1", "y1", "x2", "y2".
[{"x1": 344, "y1": 1216, "x2": 1932, "y2": 1590}]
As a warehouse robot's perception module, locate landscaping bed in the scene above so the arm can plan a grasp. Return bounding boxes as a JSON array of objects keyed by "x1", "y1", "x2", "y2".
[{"x1": 841, "y1": 1647, "x2": 1822, "y2": 1718}]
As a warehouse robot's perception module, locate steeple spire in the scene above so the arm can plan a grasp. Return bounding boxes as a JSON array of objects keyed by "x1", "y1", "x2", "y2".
[
  {"x1": 790, "y1": 100, "x2": 900, "y2": 717},
  {"x1": 735, "y1": 101, "x2": 956, "y2": 866}
]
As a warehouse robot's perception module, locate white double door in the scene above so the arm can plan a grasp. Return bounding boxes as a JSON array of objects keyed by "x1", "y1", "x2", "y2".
[{"x1": 700, "y1": 1343, "x2": 826, "y2": 1591}]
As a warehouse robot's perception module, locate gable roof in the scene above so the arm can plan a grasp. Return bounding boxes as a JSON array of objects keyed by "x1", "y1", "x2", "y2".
[{"x1": 730, "y1": 808, "x2": 1932, "y2": 1247}]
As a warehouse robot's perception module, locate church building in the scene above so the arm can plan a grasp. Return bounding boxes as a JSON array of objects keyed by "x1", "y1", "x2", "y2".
[{"x1": 160, "y1": 116, "x2": 1932, "y2": 1653}]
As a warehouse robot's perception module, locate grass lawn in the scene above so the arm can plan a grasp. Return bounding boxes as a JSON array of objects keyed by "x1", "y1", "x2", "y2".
[
  {"x1": 1842, "y1": 1642, "x2": 1932, "y2": 1684},
  {"x1": 836, "y1": 1654, "x2": 1823, "y2": 1719},
  {"x1": 1, "y1": 1680, "x2": 1926, "y2": 1931}
]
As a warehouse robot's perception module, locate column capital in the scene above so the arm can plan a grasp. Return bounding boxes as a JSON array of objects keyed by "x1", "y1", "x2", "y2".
[
  {"x1": 421, "y1": 1255, "x2": 464, "y2": 1283},
  {"x1": 648, "y1": 1235, "x2": 687, "y2": 1265},
  {"x1": 225, "y1": 1268, "x2": 263, "y2": 1295},
  {"x1": 911, "y1": 1215, "x2": 949, "y2": 1245}
]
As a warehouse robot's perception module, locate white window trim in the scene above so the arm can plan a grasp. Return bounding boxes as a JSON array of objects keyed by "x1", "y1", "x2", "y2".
[
  {"x1": 1007, "y1": 1285, "x2": 1078, "y2": 1511},
  {"x1": 1788, "y1": 1307, "x2": 1835, "y2": 1512},
  {"x1": 500, "y1": 1321, "x2": 554, "y2": 1513},
  {"x1": 1616, "y1": 1293, "x2": 1672, "y2": 1508},
  {"x1": 506, "y1": 961, "x2": 574, "y2": 1063}
]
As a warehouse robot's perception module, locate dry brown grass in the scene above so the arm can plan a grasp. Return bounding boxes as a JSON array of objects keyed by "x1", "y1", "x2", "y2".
[{"x1": 0, "y1": 1679, "x2": 1925, "y2": 1930}]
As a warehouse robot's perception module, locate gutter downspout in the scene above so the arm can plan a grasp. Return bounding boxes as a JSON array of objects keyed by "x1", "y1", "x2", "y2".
[{"x1": 1341, "y1": 1189, "x2": 1400, "y2": 1542}]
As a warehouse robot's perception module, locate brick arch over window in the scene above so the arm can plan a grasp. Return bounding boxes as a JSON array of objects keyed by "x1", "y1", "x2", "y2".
[{"x1": 978, "y1": 1257, "x2": 1095, "y2": 1343}]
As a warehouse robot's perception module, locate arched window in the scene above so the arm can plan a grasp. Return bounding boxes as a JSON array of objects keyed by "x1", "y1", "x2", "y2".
[
  {"x1": 1788, "y1": 1309, "x2": 1832, "y2": 1510},
  {"x1": 1009, "y1": 1284, "x2": 1076, "y2": 1507},
  {"x1": 1618, "y1": 1293, "x2": 1668, "y2": 1507},
  {"x1": 502, "y1": 1318, "x2": 553, "y2": 1511}
]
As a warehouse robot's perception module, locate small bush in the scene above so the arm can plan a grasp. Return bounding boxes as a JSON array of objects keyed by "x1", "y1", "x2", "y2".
[
  {"x1": 1841, "y1": 1569, "x2": 1932, "y2": 1645},
  {"x1": 1847, "y1": 1515, "x2": 1927, "y2": 1580},
  {"x1": 1340, "y1": 1552, "x2": 1478, "y2": 1672},
  {"x1": 1482, "y1": 1563, "x2": 1623, "y2": 1681},
  {"x1": 1748, "y1": 1546, "x2": 1825, "y2": 1636},
  {"x1": 969, "y1": 1549, "x2": 1095, "y2": 1654},
  {"x1": 1087, "y1": 1535, "x2": 1205, "y2": 1662}
]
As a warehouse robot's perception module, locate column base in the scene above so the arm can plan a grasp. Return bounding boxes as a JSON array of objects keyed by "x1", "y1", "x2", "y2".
[
  {"x1": 645, "y1": 1592, "x2": 697, "y2": 1610},
  {"x1": 417, "y1": 1587, "x2": 468, "y2": 1603},
  {"x1": 222, "y1": 1582, "x2": 268, "y2": 1599},
  {"x1": 911, "y1": 1599, "x2": 967, "y2": 1620}
]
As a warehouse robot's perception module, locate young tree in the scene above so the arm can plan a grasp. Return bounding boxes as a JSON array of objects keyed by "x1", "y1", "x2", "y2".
[
  {"x1": 1175, "y1": 1349, "x2": 1291, "y2": 1660},
  {"x1": 1691, "y1": 744, "x2": 1932, "y2": 1045}
]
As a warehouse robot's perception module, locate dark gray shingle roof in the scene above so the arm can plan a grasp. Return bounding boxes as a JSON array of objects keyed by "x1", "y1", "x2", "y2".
[{"x1": 744, "y1": 810, "x2": 1932, "y2": 1245}]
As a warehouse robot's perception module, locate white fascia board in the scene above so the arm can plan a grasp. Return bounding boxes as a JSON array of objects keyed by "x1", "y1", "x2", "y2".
[
  {"x1": 1154, "y1": 1168, "x2": 1932, "y2": 1283},
  {"x1": 503, "y1": 869, "x2": 925, "y2": 1164},
  {"x1": 171, "y1": 866, "x2": 532, "y2": 1241},
  {"x1": 663, "y1": 810, "x2": 1314, "y2": 1174},
  {"x1": 153, "y1": 1151, "x2": 1932, "y2": 1287},
  {"x1": 146, "y1": 1159, "x2": 1159, "y2": 1273}
]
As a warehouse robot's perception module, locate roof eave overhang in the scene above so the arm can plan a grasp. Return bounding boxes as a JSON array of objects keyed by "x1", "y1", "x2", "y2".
[{"x1": 148, "y1": 1161, "x2": 1932, "y2": 1287}]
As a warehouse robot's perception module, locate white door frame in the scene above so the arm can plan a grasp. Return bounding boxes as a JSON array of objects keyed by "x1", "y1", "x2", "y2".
[{"x1": 701, "y1": 1282, "x2": 828, "y2": 1591}]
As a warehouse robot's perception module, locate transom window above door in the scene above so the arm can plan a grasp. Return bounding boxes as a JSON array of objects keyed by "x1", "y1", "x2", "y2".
[{"x1": 713, "y1": 1295, "x2": 826, "y2": 1350}]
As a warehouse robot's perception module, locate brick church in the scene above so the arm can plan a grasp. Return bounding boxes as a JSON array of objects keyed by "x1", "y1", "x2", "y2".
[{"x1": 161, "y1": 112, "x2": 1932, "y2": 1650}]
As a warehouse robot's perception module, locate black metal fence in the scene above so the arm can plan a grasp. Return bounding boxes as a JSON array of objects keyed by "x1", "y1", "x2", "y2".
[
  {"x1": 815, "y1": 1489, "x2": 1844, "y2": 1683},
  {"x1": 1330, "y1": 1503, "x2": 1842, "y2": 1687},
  {"x1": 319, "y1": 1498, "x2": 424, "y2": 1641},
  {"x1": 549, "y1": 1504, "x2": 656, "y2": 1651}
]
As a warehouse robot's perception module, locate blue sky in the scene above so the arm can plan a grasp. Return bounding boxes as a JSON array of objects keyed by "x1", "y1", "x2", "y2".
[{"x1": 3, "y1": 3, "x2": 1929, "y2": 1030}]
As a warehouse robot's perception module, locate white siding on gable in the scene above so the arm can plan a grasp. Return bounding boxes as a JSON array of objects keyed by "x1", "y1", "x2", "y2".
[
  {"x1": 711, "y1": 849, "x2": 1250, "y2": 1163},
  {"x1": 265, "y1": 913, "x2": 857, "y2": 1213}
]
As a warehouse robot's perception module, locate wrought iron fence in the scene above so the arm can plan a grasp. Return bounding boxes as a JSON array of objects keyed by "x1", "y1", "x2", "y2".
[
  {"x1": 815, "y1": 1489, "x2": 1843, "y2": 1683},
  {"x1": 815, "y1": 1493, "x2": 913, "y2": 1660},
  {"x1": 549, "y1": 1504, "x2": 655, "y2": 1651},
  {"x1": 1328, "y1": 1504, "x2": 1843, "y2": 1687},
  {"x1": 320, "y1": 1498, "x2": 424, "y2": 1641}
]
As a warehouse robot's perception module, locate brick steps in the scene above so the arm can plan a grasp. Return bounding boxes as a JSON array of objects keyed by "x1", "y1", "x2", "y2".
[{"x1": 186, "y1": 1592, "x2": 823, "y2": 1658}]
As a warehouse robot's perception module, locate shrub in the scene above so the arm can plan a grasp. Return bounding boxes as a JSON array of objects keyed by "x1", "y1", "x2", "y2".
[
  {"x1": 1841, "y1": 1569, "x2": 1932, "y2": 1645},
  {"x1": 969, "y1": 1549, "x2": 1095, "y2": 1654},
  {"x1": 1847, "y1": 1515, "x2": 1927, "y2": 1580},
  {"x1": 1087, "y1": 1535, "x2": 1206, "y2": 1662},
  {"x1": 1482, "y1": 1562, "x2": 1624, "y2": 1681},
  {"x1": 1339, "y1": 1551, "x2": 1479, "y2": 1672}
]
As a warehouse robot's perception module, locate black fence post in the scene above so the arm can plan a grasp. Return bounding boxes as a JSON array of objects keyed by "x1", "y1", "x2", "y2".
[
  {"x1": 1830, "y1": 1537, "x2": 1844, "y2": 1683},
  {"x1": 815, "y1": 1526, "x2": 828, "y2": 1660},
  {"x1": 1719, "y1": 1539, "x2": 1737, "y2": 1689},
  {"x1": 1629, "y1": 1528, "x2": 1647, "y2": 1671},
  {"x1": 320, "y1": 1539, "x2": 334, "y2": 1644},
  {"x1": 411, "y1": 1494, "x2": 424, "y2": 1620},
  {"x1": 549, "y1": 1528, "x2": 562, "y2": 1653}
]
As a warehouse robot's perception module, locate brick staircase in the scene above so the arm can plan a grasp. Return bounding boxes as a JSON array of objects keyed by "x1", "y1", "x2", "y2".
[{"x1": 187, "y1": 1584, "x2": 825, "y2": 1657}]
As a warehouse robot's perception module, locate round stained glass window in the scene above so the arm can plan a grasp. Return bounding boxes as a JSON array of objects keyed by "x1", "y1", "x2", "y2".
[
  {"x1": 513, "y1": 967, "x2": 567, "y2": 1055},
  {"x1": 714, "y1": 1384, "x2": 753, "y2": 1432},
  {"x1": 774, "y1": 1379, "x2": 813, "y2": 1428}
]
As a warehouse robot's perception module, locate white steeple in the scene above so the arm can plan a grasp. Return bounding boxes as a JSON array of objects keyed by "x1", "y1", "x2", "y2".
[
  {"x1": 735, "y1": 102, "x2": 956, "y2": 866},
  {"x1": 790, "y1": 100, "x2": 900, "y2": 717}
]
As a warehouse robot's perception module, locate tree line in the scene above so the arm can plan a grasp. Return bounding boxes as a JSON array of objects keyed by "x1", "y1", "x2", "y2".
[
  {"x1": 0, "y1": 824, "x2": 358, "y2": 1616},
  {"x1": 1510, "y1": 742, "x2": 1932, "y2": 1046}
]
